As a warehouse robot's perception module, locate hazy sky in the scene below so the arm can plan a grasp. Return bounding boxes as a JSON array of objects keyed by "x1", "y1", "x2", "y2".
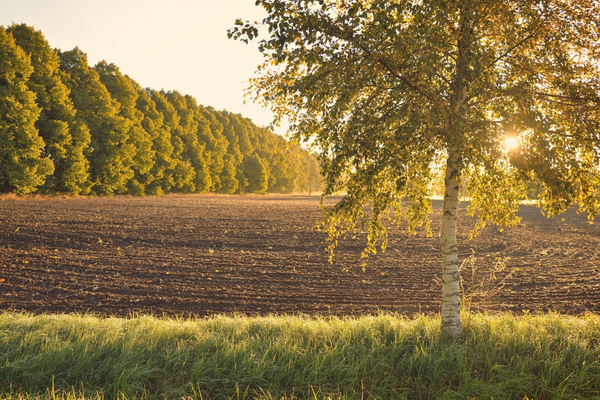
[{"x1": 0, "y1": 0, "x2": 283, "y2": 132}]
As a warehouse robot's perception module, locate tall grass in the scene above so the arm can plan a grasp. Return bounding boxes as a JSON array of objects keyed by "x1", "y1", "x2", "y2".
[{"x1": 0, "y1": 312, "x2": 599, "y2": 399}]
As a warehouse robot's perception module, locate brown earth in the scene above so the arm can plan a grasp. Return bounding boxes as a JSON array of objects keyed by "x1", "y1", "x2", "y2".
[{"x1": 1, "y1": 194, "x2": 599, "y2": 317}]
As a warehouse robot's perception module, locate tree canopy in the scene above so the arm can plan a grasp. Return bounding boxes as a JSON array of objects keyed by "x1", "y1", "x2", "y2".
[
  {"x1": 8, "y1": 24, "x2": 90, "y2": 195},
  {"x1": 230, "y1": 0, "x2": 600, "y2": 336},
  {"x1": 0, "y1": 23, "x2": 322, "y2": 196},
  {"x1": 0, "y1": 27, "x2": 53, "y2": 194}
]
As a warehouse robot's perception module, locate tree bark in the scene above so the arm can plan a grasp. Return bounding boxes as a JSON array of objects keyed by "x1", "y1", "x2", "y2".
[{"x1": 440, "y1": 146, "x2": 462, "y2": 337}]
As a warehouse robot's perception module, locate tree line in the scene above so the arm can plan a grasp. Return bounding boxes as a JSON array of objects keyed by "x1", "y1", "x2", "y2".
[{"x1": 0, "y1": 24, "x2": 322, "y2": 196}]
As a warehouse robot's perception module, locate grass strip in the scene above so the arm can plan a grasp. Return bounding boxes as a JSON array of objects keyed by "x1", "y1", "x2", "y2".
[{"x1": 0, "y1": 312, "x2": 599, "y2": 399}]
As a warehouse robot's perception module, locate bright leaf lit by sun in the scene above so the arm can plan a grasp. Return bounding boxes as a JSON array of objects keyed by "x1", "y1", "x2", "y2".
[{"x1": 504, "y1": 136, "x2": 520, "y2": 150}]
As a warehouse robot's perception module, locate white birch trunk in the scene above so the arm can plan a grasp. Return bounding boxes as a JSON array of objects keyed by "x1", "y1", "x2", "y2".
[{"x1": 440, "y1": 147, "x2": 462, "y2": 337}]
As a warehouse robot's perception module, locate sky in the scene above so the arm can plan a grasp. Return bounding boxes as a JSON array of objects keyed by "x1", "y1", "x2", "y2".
[{"x1": 0, "y1": 0, "x2": 284, "y2": 133}]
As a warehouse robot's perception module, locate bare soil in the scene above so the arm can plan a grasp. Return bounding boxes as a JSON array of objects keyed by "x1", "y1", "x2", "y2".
[{"x1": 1, "y1": 195, "x2": 599, "y2": 317}]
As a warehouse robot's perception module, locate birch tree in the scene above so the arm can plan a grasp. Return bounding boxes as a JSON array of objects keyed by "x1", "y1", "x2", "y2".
[{"x1": 230, "y1": 0, "x2": 600, "y2": 336}]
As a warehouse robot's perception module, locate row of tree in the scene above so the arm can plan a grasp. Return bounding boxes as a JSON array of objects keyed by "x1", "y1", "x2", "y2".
[{"x1": 0, "y1": 24, "x2": 322, "y2": 195}]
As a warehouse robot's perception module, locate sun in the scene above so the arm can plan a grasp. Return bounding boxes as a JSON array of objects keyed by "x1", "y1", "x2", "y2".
[{"x1": 504, "y1": 136, "x2": 519, "y2": 150}]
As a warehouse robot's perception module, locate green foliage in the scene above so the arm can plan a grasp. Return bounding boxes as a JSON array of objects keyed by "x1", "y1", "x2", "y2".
[
  {"x1": 164, "y1": 91, "x2": 212, "y2": 193},
  {"x1": 0, "y1": 23, "x2": 321, "y2": 196},
  {"x1": 231, "y1": 1, "x2": 600, "y2": 337},
  {"x1": 2, "y1": 312, "x2": 600, "y2": 399},
  {"x1": 7, "y1": 24, "x2": 91, "y2": 195},
  {"x1": 136, "y1": 87, "x2": 176, "y2": 195},
  {"x1": 198, "y1": 105, "x2": 229, "y2": 192},
  {"x1": 268, "y1": 146, "x2": 308, "y2": 194},
  {"x1": 95, "y1": 61, "x2": 155, "y2": 196},
  {"x1": 242, "y1": 154, "x2": 269, "y2": 193},
  {"x1": 219, "y1": 154, "x2": 239, "y2": 194},
  {"x1": 230, "y1": 0, "x2": 600, "y2": 248},
  {"x1": 58, "y1": 48, "x2": 135, "y2": 195},
  {"x1": 304, "y1": 152, "x2": 323, "y2": 195},
  {"x1": 151, "y1": 90, "x2": 197, "y2": 193},
  {"x1": 0, "y1": 27, "x2": 53, "y2": 194}
]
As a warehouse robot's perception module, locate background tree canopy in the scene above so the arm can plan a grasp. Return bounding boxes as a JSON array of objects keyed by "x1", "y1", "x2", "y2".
[
  {"x1": 230, "y1": 0, "x2": 600, "y2": 336},
  {"x1": 0, "y1": 23, "x2": 322, "y2": 196}
]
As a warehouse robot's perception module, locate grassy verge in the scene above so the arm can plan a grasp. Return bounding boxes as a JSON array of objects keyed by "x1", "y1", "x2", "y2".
[{"x1": 0, "y1": 312, "x2": 599, "y2": 399}]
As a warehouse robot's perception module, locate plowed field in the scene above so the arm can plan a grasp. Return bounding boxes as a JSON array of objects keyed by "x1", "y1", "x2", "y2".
[{"x1": 1, "y1": 195, "x2": 599, "y2": 317}]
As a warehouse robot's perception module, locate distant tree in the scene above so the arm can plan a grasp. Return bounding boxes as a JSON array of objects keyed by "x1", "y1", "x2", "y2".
[
  {"x1": 164, "y1": 91, "x2": 211, "y2": 192},
  {"x1": 95, "y1": 61, "x2": 155, "y2": 195},
  {"x1": 216, "y1": 112, "x2": 244, "y2": 165},
  {"x1": 268, "y1": 151, "x2": 299, "y2": 193},
  {"x1": 251, "y1": 125, "x2": 287, "y2": 191},
  {"x1": 219, "y1": 154, "x2": 239, "y2": 194},
  {"x1": 0, "y1": 23, "x2": 325, "y2": 197},
  {"x1": 232, "y1": 0, "x2": 600, "y2": 337},
  {"x1": 138, "y1": 87, "x2": 176, "y2": 195},
  {"x1": 151, "y1": 90, "x2": 196, "y2": 193},
  {"x1": 198, "y1": 105, "x2": 228, "y2": 192},
  {"x1": 227, "y1": 111, "x2": 255, "y2": 156},
  {"x1": 8, "y1": 24, "x2": 90, "y2": 195},
  {"x1": 215, "y1": 111, "x2": 245, "y2": 193},
  {"x1": 225, "y1": 112, "x2": 257, "y2": 193},
  {"x1": 243, "y1": 154, "x2": 269, "y2": 193},
  {"x1": 0, "y1": 27, "x2": 53, "y2": 194},
  {"x1": 304, "y1": 153, "x2": 322, "y2": 195},
  {"x1": 58, "y1": 48, "x2": 135, "y2": 195}
]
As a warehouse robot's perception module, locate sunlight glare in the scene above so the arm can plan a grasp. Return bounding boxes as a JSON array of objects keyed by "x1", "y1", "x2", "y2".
[{"x1": 504, "y1": 136, "x2": 519, "y2": 150}]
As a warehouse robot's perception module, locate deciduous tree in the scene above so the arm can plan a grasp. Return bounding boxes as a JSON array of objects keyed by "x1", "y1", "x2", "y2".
[
  {"x1": 8, "y1": 24, "x2": 90, "y2": 195},
  {"x1": 0, "y1": 27, "x2": 53, "y2": 194},
  {"x1": 164, "y1": 91, "x2": 211, "y2": 193},
  {"x1": 198, "y1": 105, "x2": 228, "y2": 192},
  {"x1": 95, "y1": 61, "x2": 154, "y2": 195},
  {"x1": 58, "y1": 48, "x2": 135, "y2": 195},
  {"x1": 231, "y1": 0, "x2": 600, "y2": 336},
  {"x1": 220, "y1": 154, "x2": 239, "y2": 194},
  {"x1": 138, "y1": 87, "x2": 176, "y2": 195},
  {"x1": 151, "y1": 90, "x2": 196, "y2": 193},
  {"x1": 243, "y1": 153, "x2": 269, "y2": 193}
]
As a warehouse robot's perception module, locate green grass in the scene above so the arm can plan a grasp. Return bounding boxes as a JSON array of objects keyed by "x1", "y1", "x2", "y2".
[{"x1": 0, "y1": 312, "x2": 599, "y2": 399}]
